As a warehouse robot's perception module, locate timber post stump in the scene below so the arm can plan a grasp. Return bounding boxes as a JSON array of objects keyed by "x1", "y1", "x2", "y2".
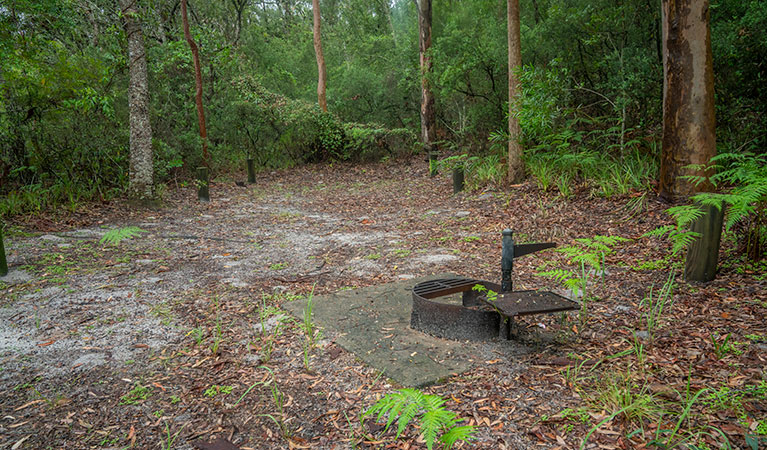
[
  {"x1": 452, "y1": 166, "x2": 464, "y2": 194},
  {"x1": 0, "y1": 225, "x2": 7, "y2": 277},
  {"x1": 685, "y1": 203, "x2": 724, "y2": 282},
  {"x1": 197, "y1": 166, "x2": 210, "y2": 202},
  {"x1": 247, "y1": 159, "x2": 256, "y2": 184}
]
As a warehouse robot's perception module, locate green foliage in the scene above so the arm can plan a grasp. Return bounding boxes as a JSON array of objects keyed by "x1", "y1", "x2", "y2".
[
  {"x1": 99, "y1": 226, "x2": 146, "y2": 246},
  {"x1": 640, "y1": 271, "x2": 675, "y2": 342},
  {"x1": 537, "y1": 235, "x2": 630, "y2": 325},
  {"x1": 120, "y1": 383, "x2": 153, "y2": 405},
  {"x1": 687, "y1": 151, "x2": 767, "y2": 261},
  {"x1": 365, "y1": 388, "x2": 475, "y2": 450},
  {"x1": 643, "y1": 204, "x2": 707, "y2": 266}
]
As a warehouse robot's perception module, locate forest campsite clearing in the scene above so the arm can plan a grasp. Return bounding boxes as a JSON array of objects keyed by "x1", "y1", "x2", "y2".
[{"x1": 1, "y1": 160, "x2": 765, "y2": 450}]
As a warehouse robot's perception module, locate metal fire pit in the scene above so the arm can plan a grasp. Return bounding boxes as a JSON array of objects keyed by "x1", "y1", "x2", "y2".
[{"x1": 410, "y1": 230, "x2": 577, "y2": 341}]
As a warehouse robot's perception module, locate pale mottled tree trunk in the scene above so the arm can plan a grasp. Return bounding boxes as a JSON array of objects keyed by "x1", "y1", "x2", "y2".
[
  {"x1": 660, "y1": 0, "x2": 716, "y2": 201},
  {"x1": 312, "y1": 0, "x2": 327, "y2": 112},
  {"x1": 181, "y1": 0, "x2": 209, "y2": 167},
  {"x1": 120, "y1": 0, "x2": 154, "y2": 199},
  {"x1": 418, "y1": 0, "x2": 435, "y2": 151},
  {"x1": 507, "y1": 0, "x2": 524, "y2": 184}
]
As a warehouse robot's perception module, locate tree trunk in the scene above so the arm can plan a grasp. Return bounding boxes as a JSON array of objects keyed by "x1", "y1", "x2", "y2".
[
  {"x1": 418, "y1": 0, "x2": 436, "y2": 152},
  {"x1": 659, "y1": 0, "x2": 716, "y2": 202},
  {"x1": 120, "y1": 0, "x2": 154, "y2": 199},
  {"x1": 181, "y1": 0, "x2": 209, "y2": 168},
  {"x1": 312, "y1": 0, "x2": 327, "y2": 112},
  {"x1": 507, "y1": 0, "x2": 524, "y2": 184},
  {"x1": 684, "y1": 202, "x2": 724, "y2": 282}
]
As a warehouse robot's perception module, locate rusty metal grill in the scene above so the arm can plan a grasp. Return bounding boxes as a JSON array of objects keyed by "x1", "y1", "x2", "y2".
[{"x1": 409, "y1": 230, "x2": 578, "y2": 341}]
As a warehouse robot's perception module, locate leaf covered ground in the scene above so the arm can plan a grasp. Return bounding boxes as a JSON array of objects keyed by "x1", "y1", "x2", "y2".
[{"x1": 1, "y1": 159, "x2": 765, "y2": 449}]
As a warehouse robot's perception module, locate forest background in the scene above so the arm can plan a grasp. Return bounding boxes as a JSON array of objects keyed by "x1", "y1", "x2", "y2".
[{"x1": 0, "y1": 0, "x2": 764, "y2": 215}]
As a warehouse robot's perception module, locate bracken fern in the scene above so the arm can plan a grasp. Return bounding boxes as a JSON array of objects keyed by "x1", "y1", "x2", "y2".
[
  {"x1": 364, "y1": 388, "x2": 475, "y2": 450},
  {"x1": 99, "y1": 226, "x2": 146, "y2": 246}
]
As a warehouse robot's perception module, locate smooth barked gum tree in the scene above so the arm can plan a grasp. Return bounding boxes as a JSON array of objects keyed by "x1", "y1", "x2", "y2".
[
  {"x1": 312, "y1": 0, "x2": 328, "y2": 112},
  {"x1": 119, "y1": 0, "x2": 154, "y2": 199},
  {"x1": 507, "y1": 0, "x2": 524, "y2": 184}
]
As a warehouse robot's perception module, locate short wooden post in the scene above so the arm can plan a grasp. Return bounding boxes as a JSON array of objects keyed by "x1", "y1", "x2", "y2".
[
  {"x1": 247, "y1": 158, "x2": 256, "y2": 184},
  {"x1": 685, "y1": 203, "x2": 724, "y2": 282},
  {"x1": 428, "y1": 149, "x2": 439, "y2": 177},
  {"x1": 0, "y1": 225, "x2": 8, "y2": 277},
  {"x1": 452, "y1": 166, "x2": 464, "y2": 194},
  {"x1": 197, "y1": 166, "x2": 209, "y2": 202}
]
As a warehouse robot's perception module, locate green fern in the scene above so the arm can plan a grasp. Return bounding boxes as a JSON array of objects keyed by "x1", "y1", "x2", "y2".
[
  {"x1": 685, "y1": 151, "x2": 767, "y2": 260},
  {"x1": 364, "y1": 388, "x2": 475, "y2": 450},
  {"x1": 642, "y1": 205, "x2": 704, "y2": 259},
  {"x1": 100, "y1": 226, "x2": 146, "y2": 246}
]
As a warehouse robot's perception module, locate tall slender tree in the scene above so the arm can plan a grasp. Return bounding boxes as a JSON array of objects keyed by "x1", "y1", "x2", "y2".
[
  {"x1": 417, "y1": 0, "x2": 435, "y2": 152},
  {"x1": 659, "y1": 0, "x2": 716, "y2": 201},
  {"x1": 119, "y1": 0, "x2": 154, "y2": 199},
  {"x1": 312, "y1": 0, "x2": 327, "y2": 112},
  {"x1": 507, "y1": 0, "x2": 524, "y2": 184},
  {"x1": 181, "y1": 0, "x2": 209, "y2": 167}
]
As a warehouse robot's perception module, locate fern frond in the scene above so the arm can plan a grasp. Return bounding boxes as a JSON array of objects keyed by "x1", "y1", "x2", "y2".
[
  {"x1": 667, "y1": 204, "x2": 705, "y2": 229},
  {"x1": 536, "y1": 269, "x2": 575, "y2": 284},
  {"x1": 420, "y1": 409, "x2": 456, "y2": 450},
  {"x1": 642, "y1": 225, "x2": 674, "y2": 239},
  {"x1": 396, "y1": 402, "x2": 420, "y2": 438},
  {"x1": 100, "y1": 226, "x2": 146, "y2": 245},
  {"x1": 441, "y1": 425, "x2": 477, "y2": 450}
]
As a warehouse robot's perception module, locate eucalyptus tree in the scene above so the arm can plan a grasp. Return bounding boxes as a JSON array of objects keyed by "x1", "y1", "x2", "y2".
[
  {"x1": 659, "y1": 0, "x2": 716, "y2": 201},
  {"x1": 312, "y1": 0, "x2": 328, "y2": 111},
  {"x1": 119, "y1": 0, "x2": 154, "y2": 199},
  {"x1": 507, "y1": 0, "x2": 524, "y2": 184}
]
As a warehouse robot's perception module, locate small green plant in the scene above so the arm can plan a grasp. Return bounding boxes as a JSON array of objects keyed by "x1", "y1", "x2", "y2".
[
  {"x1": 364, "y1": 388, "x2": 476, "y2": 450},
  {"x1": 300, "y1": 286, "x2": 321, "y2": 346},
  {"x1": 120, "y1": 383, "x2": 152, "y2": 405},
  {"x1": 536, "y1": 235, "x2": 630, "y2": 326},
  {"x1": 392, "y1": 249, "x2": 411, "y2": 257},
  {"x1": 640, "y1": 271, "x2": 675, "y2": 341},
  {"x1": 189, "y1": 327, "x2": 205, "y2": 346},
  {"x1": 204, "y1": 385, "x2": 233, "y2": 397},
  {"x1": 100, "y1": 226, "x2": 146, "y2": 246},
  {"x1": 364, "y1": 253, "x2": 381, "y2": 260},
  {"x1": 461, "y1": 235, "x2": 480, "y2": 243},
  {"x1": 711, "y1": 332, "x2": 737, "y2": 359},
  {"x1": 161, "y1": 422, "x2": 185, "y2": 450},
  {"x1": 269, "y1": 262, "x2": 288, "y2": 270}
]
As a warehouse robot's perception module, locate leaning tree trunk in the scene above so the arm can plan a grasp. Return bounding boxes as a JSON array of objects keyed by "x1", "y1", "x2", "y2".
[
  {"x1": 181, "y1": 0, "x2": 209, "y2": 168},
  {"x1": 418, "y1": 0, "x2": 436, "y2": 152},
  {"x1": 659, "y1": 0, "x2": 716, "y2": 202},
  {"x1": 312, "y1": 0, "x2": 327, "y2": 112},
  {"x1": 120, "y1": 0, "x2": 154, "y2": 199},
  {"x1": 507, "y1": 0, "x2": 524, "y2": 184}
]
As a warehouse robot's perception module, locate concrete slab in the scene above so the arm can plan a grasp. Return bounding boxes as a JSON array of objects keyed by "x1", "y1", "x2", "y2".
[{"x1": 284, "y1": 275, "x2": 485, "y2": 388}]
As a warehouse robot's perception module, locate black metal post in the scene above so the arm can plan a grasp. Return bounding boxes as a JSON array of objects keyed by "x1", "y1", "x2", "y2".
[{"x1": 501, "y1": 229, "x2": 514, "y2": 292}]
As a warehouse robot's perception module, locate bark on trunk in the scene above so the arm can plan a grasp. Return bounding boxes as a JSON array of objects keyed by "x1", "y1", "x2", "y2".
[
  {"x1": 312, "y1": 0, "x2": 327, "y2": 112},
  {"x1": 507, "y1": 0, "x2": 525, "y2": 184},
  {"x1": 418, "y1": 0, "x2": 436, "y2": 151},
  {"x1": 181, "y1": 0, "x2": 209, "y2": 167},
  {"x1": 659, "y1": 0, "x2": 716, "y2": 201},
  {"x1": 120, "y1": 0, "x2": 154, "y2": 199}
]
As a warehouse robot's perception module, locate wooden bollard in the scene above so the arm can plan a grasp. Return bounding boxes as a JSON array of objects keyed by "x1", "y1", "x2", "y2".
[
  {"x1": 429, "y1": 150, "x2": 439, "y2": 177},
  {"x1": 247, "y1": 159, "x2": 256, "y2": 184},
  {"x1": 452, "y1": 166, "x2": 464, "y2": 194},
  {"x1": 0, "y1": 225, "x2": 7, "y2": 277},
  {"x1": 197, "y1": 166, "x2": 210, "y2": 202},
  {"x1": 685, "y1": 203, "x2": 724, "y2": 282}
]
